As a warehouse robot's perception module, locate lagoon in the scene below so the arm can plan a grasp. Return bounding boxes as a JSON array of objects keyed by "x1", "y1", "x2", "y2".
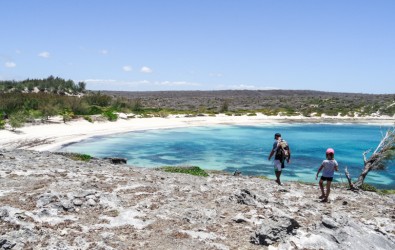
[{"x1": 61, "y1": 123, "x2": 395, "y2": 189}]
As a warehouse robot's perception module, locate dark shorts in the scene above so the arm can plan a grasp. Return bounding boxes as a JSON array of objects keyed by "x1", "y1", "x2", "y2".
[{"x1": 320, "y1": 176, "x2": 333, "y2": 182}]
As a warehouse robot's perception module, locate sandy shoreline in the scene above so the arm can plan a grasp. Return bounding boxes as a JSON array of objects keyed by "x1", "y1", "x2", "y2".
[{"x1": 0, "y1": 114, "x2": 394, "y2": 151}]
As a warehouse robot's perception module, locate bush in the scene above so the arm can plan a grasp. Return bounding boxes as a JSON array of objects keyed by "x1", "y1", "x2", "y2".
[
  {"x1": 0, "y1": 118, "x2": 5, "y2": 129},
  {"x1": 9, "y1": 111, "x2": 26, "y2": 130},
  {"x1": 70, "y1": 153, "x2": 92, "y2": 161},
  {"x1": 83, "y1": 115, "x2": 93, "y2": 123},
  {"x1": 160, "y1": 166, "x2": 209, "y2": 177},
  {"x1": 378, "y1": 189, "x2": 395, "y2": 195},
  {"x1": 102, "y1": 110, "x2": 118, "y2": 121},
  {"x1": 59, "y1": 109, "x2": 74, "y2": 123},
  {"x1": 360, "y1": 183, "x2": 378, "y2": 192},
  {"x1": 89, "y1": 105, "x2": 103, "y2": 115}
]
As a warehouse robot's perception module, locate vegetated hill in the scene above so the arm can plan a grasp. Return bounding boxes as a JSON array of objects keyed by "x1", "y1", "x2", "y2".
[
  {"x1": 102, "y1": 90, "x2": 395, "y2": 116},
  {"x1": 0, "y1": 76, "x2": 86, "y2": 95}
]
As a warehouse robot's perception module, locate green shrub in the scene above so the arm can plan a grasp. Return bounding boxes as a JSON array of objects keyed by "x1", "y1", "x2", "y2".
[
  {"x1": 247, "y1": 113, "x2": 257, "y2": 116},
  {"x1": 9, "y1": 111, "x2": 26, "y2": 130},
  {"x1": 59, "y1": 108, "x2": 74, "y2": 123},
  {"x1": 160, "y1": 166, "x2": 209, "y2": 177},
  {"x1": 89, "y1": 105, "x2": 103, "y2": 115},
  {"x1": 83, "y1": 115, "x2": 93, "y2": 123},
  {"x1": 360, "y1": 183, "x2": 377, "y2": 192},
  {"x1": 71, "y1": 153, "x2": 92, "y2": 161},
  {"x1": 102, "y1": 110, "x2": 118, "y2": 121},
  {"x1": 377, "y1": 189, "x2": 395, "y2": 195},
  {"x1": 0, "y1": 118, "x2": 5, "y2": 129},
  {"x1": 27, "y1": 109, "x2": 43, "y2": 119}
]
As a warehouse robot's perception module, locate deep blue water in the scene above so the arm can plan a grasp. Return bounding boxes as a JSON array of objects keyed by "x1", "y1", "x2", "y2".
[{"x1": 61, "y1": 124, "x2": 395, "y2": 189}]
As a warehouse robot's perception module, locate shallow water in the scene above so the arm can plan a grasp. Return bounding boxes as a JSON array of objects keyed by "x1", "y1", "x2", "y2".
[{"x1": 61, "y1": 124, "x2": 395, "y2": 189}]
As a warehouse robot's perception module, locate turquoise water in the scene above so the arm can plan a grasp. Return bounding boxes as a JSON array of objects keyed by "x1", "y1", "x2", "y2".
[{"x1": 61, "y1": 124, "x2": 395, "y2": 189}]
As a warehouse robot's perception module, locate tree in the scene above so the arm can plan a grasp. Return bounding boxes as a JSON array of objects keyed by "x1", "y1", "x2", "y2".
[
  {"x1": 9, "y1": 111, "x2": 26, "y2": 131},
  {"x1": 59, "y1": 108, "x2": 74, "y2": 123},
  {"x1": 346, "y1": 126, "x2": 395, "y2": 189},
  {"x1": 219, "y1": 100, "x2": 229, "y2": 113},
  {"x1": 131, "y1": 98, "x2": 143, "y2": 112},
  {"x1": 78, "y1": 81, "x2": 86, "y2": 92}
]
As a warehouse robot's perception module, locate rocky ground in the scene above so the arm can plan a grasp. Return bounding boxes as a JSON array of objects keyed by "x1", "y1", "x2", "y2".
[{"x1": 0, "y1": 149, "x2": 394, "y2": 250}]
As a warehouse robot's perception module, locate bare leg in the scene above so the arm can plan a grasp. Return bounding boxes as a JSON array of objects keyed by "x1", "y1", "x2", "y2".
[
  {"x1": 319, "y1": 179, "x2": 325, "y2": 198},
  {"x1": 275, "y1": 171, "x2": 282, "y2": 185},
  {"x1": 324, "y1": 181, "x2": 332, "y2": 201}
]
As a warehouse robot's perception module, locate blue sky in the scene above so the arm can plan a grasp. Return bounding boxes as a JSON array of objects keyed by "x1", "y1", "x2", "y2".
[{"x1": 1, "y1": 0, "x2": 394, "y2": 93}]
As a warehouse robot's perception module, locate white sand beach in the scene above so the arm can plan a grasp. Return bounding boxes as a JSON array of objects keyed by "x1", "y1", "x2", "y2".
[{"x1": 1, "y1": 113, "x2": 394, "y2": 151}]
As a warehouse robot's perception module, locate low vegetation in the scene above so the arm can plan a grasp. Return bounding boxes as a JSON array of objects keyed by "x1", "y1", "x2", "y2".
[
  {"x1": 104, "y1": 89, "x2": 395, "y2": 117},
  {"x1": 54, "y1": 152, "x2": 93, "y2": 162},
  {"x1": 359, "y1": 183, "x2": 378, "y2": 192},
  {"x1": 159, "y1": 166, "x2": 209, "y2": 177},
  {"x1": 358, "y1": 183, "x2": 395, "y2": 195},
  {"x1": 1, "y1": 76, "x2": 395, "y2": 130}
]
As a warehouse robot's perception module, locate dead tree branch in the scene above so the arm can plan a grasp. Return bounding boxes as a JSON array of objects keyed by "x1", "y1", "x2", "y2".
[{"x1": 349, "y1": 126, "x2": 395, "y2": 189}]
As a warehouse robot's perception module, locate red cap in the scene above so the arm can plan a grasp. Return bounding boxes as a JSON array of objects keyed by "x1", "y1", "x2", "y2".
[{"x1": 326, "y1": 148, "x2": 335, "y2": 154}]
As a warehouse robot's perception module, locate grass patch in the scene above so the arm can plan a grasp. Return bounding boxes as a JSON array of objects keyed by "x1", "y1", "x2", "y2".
[
  {"x1": 160, "y1": 166, "x2": 209, "y2": 177},
  {"x1": 360, "y1": 183, "x2": 378, "y2": 192},
  {"x1": 359, "y1": 183, "x2": 395, "y2": 195},
  {"x1": 70, "y1": 153, "x2": 92, "y2": 162},
  {"x1": 378, "y1": 189, "x2": 395, "y2": 195}
]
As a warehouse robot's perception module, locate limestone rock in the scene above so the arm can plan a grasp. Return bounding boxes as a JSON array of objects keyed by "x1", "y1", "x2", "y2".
[
  {"x1": 0, "y1": 149, "x2": 394, "y2": 250},
  {"x1": 250, "y1": 215, "x2": 300, "y2": 246}
]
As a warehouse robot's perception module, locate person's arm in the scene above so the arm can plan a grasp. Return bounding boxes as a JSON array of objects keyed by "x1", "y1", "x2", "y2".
[
  {"x1": 268, "y1": 141, "x2": 277, "y2": 161},
  {"x1": 316, "y1": 164, "x2": 323, "y2": 180},
  {"x1": 287, "y1": 146, "x2": 291, "y2": 163},
  {"x1": 268, "y1": 149, "x2": 275, "y2": 161},
  {"x1": 335, "y1": 163, "x2": 339, "y2": 171}
]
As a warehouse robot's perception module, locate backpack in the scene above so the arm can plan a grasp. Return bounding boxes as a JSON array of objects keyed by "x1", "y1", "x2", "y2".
[{"x1": 275, "y1": 139, "x2": 289, "y2": 164}]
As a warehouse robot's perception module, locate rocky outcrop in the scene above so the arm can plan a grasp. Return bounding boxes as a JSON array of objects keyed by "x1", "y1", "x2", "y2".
[
  {"x1": 250, "y1": 215, "x2": 300, "y2": 246},
  {"x1": 0, "y1": 149, "x2": 394, "y2": 249}
]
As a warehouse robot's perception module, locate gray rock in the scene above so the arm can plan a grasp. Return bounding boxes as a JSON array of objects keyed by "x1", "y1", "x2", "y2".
[
  {"x1": 322, "y1": 216, "x2": 339, "y2": 229},
  {"x1": 61, "y1": 200, "x2": 74, "y2": 211},
  {"x1": 0, "y1": 239, "x2": 16, "y2": 250},
  {"x1": 103, "y1": 157, "x2": 127, "y2": 164},
  {"x1": 0, "y1": 208, "x2": 9, "y2": 219},
  {"x1": 36, "y1": 193, "x2": 59, "y2": 208},
  {"x1": 250, "y1": 215, "x2": 300, "y2": 246},
  {"x1": 87, "y1": 198, "x2": 96, "y2": 206},
  {"x1": 232, "y1": 189, "x2": 257, "y2": 206},
  {"x1": 232, "y1": 213, "x2": 248, "y2": 223},
  {"x1": 73, "y1": 198, "x2": 84, "y2": 206}
]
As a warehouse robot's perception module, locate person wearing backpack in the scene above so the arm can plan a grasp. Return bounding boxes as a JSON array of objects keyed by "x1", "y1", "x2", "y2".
[{"x1": 268, "y1": 133, "x2": 291, "y2": 185}]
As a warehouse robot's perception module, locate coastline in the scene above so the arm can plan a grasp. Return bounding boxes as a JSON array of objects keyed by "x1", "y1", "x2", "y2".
[{"x1": 0, "y1": 113, "x2": 394, "y2": 151}]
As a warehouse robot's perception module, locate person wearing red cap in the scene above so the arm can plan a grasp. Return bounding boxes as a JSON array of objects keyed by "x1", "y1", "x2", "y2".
[{"x1": 316, "y1": 148, "x2": 339, "y2": 202}]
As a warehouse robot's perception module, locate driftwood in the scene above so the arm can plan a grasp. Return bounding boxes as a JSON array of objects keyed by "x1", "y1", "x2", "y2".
[{"x1": 345, "y1": 126, "x2": 395, "y2": 189}]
